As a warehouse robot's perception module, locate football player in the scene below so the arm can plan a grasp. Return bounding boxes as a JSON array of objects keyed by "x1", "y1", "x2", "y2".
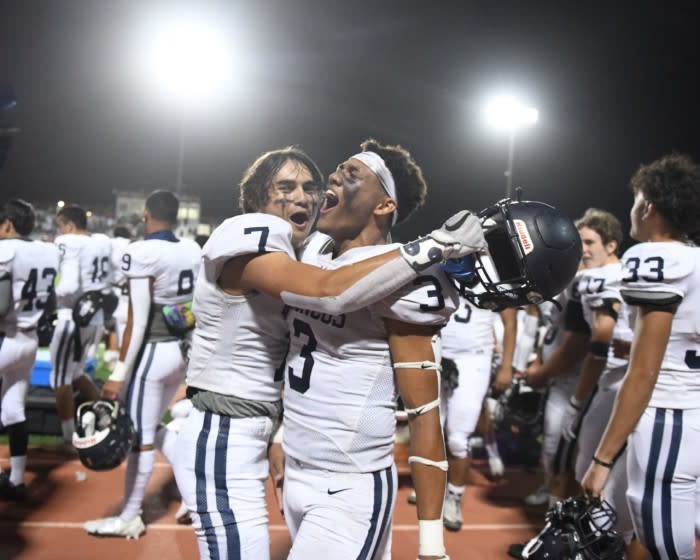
[
  {"x1": 50, "y1": 204, "x2": 112, "y2": 451},
  {"x1": 0, "y1": 199, "x2": 59, "y2": 499},
  {"x1": 440, "y1": 297, "x2": 517, "y2": 531},
  {"x1": 83, "y1": 190, "x2": 201, "y2": 539},
  {"x1": 102, "y1": 225, "x2": 133, "y2": 369},
  {"x1": 281, "y1": 140, "x2": 458, "y2": 560},
  {"x1": 582, "y1": 154, "x2": 700, "y2": 559},
  {"x1": 173, "y1": 146, "x2": 485, "y2": 560}
]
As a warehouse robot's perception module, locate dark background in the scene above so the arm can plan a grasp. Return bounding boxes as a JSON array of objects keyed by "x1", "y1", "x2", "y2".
[{"x1": 1, "y1": 1, "x2": 698, "y2": 245}]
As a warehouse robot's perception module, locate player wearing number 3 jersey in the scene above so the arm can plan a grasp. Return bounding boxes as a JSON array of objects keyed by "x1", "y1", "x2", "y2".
[
  {"x1": 174, "y1": 144, "x2": 485, "y2": 560},
  {"x1": 580, "y1": 154, "x2": 700, "y2": 560},
  {"x1": 0, "y1": 199, "x2": 59, "y2": 499}
]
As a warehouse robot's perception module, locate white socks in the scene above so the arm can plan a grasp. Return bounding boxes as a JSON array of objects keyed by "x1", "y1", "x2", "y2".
[
  {"x1": 9, "y1": 456, "x2": 26, "y2": 486},
  {"x1": 61, "y1": 419, "x2": 75, "y2": 443},
  {"x1": 121, "y1": 449, "x2": 155, "y2": 521}
]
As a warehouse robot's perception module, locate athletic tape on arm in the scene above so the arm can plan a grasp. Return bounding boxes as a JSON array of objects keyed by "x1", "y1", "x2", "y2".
[{"x1": 395, "y1": 360, "x2": 449, "y2": 471}]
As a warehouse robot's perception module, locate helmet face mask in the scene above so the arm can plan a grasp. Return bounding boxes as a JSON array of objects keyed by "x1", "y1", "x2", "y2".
[
  {"x1": 464, "y1": 197, "x2": 582, "y2": 311},
  {"x1": 522, "y1": 497, "x2": 625, "y2": 559},
  {"x1": 73, "y1": 399, "x2": 135, "y2": 471}
]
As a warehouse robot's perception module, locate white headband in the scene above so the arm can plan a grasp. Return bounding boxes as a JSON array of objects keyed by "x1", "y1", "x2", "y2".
[{"x1": 351, "y1": 151, "x2": 398, "y2": 226}]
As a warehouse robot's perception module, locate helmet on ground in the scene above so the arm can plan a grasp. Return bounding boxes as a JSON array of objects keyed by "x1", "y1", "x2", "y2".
[
  {"x1": 522, "y1": 496, "x2": 625, "y2": 559},
  {"x1": 465, "y1": 193, "x2": 582, "y2": 311},
  {"x1": 73, "y1": 399, "x2": 134, "y2": 471}
]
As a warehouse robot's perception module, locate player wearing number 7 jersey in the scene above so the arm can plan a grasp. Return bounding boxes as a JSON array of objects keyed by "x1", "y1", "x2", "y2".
[
  {"x1": 50, "y1": 204, "x2": 112, "y2": 451},
  {"x1": 581, "y1": 154, "x2": 700, "y2": 560},
  {"x1": 83, "y1": 190, "x2": 201, "y2": 539},
  {"x1": 0, "y1": 199, "x2": 59, "y2": 499},
  {"x1": 173, "y1": 145, "x2": 485, "y2": 560}
]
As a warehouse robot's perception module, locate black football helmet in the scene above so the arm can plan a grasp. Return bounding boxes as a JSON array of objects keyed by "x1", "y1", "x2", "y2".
[
  {"x1": 72, "y1": 290, "x2": 104, "y2": 327},
  {"x1": 464, "y1": 193, "x2": 582, "y2": 311},
  {"x1": 72, "y1": 399, "x2": 135, "y2": 471},
  {"x1": 495, "y1": 381, "x2": 546, "y2": 439},
  {"x1": 522, "y1": 496, "x2": 625, "y2": 559}
]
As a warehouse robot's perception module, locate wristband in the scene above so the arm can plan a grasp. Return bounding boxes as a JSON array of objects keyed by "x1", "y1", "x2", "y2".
[
  {"x1": 592, "y1": 455, "x2": 614, "y2": 469},
  {"x1": 418, "y1": 519, "x2": 446, "y2": 558},
  {"x1": 108, "y1": 361, "x2": 128, "y2": 382},
  {"x1": 272, "y1": 425, "x2": 284, "y2": 444},
  {"x1": 569, "y1": 396, "x2": 583, "y2": 410}
]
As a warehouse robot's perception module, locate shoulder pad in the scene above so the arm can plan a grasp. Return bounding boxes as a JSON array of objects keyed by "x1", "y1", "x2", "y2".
[
  {"x1": 620, "y1": 242, "x2": 695, "y2": 302},
  {"x1": 203, "y1": 214, "x2": 296, "y2": 264}
]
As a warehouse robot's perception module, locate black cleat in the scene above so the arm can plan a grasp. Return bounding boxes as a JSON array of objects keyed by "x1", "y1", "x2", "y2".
[
  {"x1": 0, "y1": 471, "x2": 26, "y2": 501},
  {"x1": 507, "y1": 542, "x2": 525, "y2": 559}
]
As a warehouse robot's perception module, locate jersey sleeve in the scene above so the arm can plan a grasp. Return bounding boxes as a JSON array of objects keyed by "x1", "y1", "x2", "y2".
[
  {"x1": 122, "y1": 240, "x2": 159, "y2": 279},
  {"x1": 202, "y1": 214, "x2": 296, "y2": 267},
  {"x1": 619, "y1": 243, "x2": 691, "y2": 306},
  {"x1": 371, "y1": 267, "x2": 458, "y2": 326},
  {"x1": 0, "y1": 242, "x2": 15, "y2": 272}
]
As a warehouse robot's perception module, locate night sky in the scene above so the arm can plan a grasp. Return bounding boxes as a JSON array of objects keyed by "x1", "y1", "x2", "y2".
[{"x1": 1, "y1": 1, "x2": 699, "y2": 245}]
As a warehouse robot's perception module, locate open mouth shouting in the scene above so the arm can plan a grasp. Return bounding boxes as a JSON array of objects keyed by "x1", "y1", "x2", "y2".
[
  {"x1": 320, "y1": 190, "x2": 339, "y2": 215},
  {"x1": 289, "y1": 210, "x2": 310, "y2": 230}
]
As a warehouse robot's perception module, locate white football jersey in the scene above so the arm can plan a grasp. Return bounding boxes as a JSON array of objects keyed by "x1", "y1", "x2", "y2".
[
  {"x1": 0, "y1": 239, "x2": 59, "y2": 333},
  {"x1": 110, "y1": 236, "x2": 131, "y2": 290},
  {"x1": 122, "y1": 234, "x2": 201, "y2": 305},
  {"x1": 54, "y1": 233, "x2": 113, "y2": 310},
  {"x1": 618, "y1": 241, "x2": 700, "y2": 409},
  {"x1": 441, "y1": 295, "x2": 496, "y2": 358},
  {"x1": 187, "y1": 214, "x2": 296, "y2": 402},
  {"x1": 577, "y1": 263, "x2": 633, "y2": 384},
  {"x1": 282, "y1": 243, "x2": 458, "y2": 473},
  {"x1": 540, "y1": 274, "x2": 581, "y2": 379}
]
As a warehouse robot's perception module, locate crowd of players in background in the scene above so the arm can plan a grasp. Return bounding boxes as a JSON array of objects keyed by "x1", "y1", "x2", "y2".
[{"x1": 0, "y1": 146, "x2": 698, "y2": 560}]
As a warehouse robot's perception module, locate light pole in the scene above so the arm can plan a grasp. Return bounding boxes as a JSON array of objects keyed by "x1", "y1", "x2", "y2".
[
  {"x1": 139, "y1": 13, "x2": 235, "y2": 194},
  {"x1": 484, "y1": 96, "x2": 538, "y2": 199}
]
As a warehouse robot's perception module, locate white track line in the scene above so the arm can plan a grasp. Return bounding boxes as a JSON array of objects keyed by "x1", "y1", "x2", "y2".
[{"x1": 0, "y1": 520, "x2": 538, "y2": 532}]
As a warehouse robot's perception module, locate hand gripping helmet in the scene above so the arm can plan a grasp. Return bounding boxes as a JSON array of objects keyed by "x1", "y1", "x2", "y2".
[
  {"x1": 464, "y1": 194, "x2": 582, "y2": 311},
  {"x1": 522, "y1": 496, "x2": 625, "y2": 559},
  {"x1": 72, "y1": 399, "x2": 135, "y2": 471}
]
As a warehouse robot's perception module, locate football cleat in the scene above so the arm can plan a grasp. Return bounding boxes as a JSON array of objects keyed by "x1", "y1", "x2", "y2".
[
  {"x1": 83, "y1": 514, "x2": 145, "y2": 539},
  {"x1": 443, "y1": 491, "x2": 464, "y2": 532},
  {"x1": 0, "y1": 471, "x2": 26, "y2": 501},
  {"x1": 407, "y1": 489, "x2": 417, "y2": 505},
  {"x1": 524, "y1": 486, "x2": 550, "y2": 507}
]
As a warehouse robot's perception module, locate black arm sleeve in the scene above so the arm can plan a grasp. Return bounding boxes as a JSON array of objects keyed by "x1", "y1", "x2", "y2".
[{"x1": 564, "y1": 300, "x2": 591, "y2": 334}]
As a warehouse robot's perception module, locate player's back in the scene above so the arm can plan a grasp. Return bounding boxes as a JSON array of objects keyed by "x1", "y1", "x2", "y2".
[
  {"x1": 55, "y1": 233, "x2": 112, "y2": 308},
  {"x1": 620, "y1": 241, "x2": 700, "y2": 408},
  {"x1": 123, "y1": 236, "x2": 201, "y2": 306},
  {"x1": 283, "y1": 243, "x2": 458, "y2": 473},
  {"x1": 0, "y1": 238, "x2": 59, "y2": 333},
  {"x1": 441, "y1": 296, "x2": 496, "y2": 358}
]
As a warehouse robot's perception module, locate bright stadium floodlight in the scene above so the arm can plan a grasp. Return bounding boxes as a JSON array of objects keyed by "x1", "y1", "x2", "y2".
[
  {"x1": 136, "y1": 11, "x2": 237, "y2": 192},
  {"x1": 484, "y1": 95, "x2": 538, "y2": 198}
]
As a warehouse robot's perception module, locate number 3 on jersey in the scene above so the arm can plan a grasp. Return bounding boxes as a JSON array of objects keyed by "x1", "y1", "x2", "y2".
[{"x1": 287, "y1": 318, "x2": 317, "y2": 393}]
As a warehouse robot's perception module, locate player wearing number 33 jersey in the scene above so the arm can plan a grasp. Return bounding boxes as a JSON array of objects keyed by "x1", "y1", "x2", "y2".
[{"x1": 578, "y1": 154, "x2": 700, "y2": 560}]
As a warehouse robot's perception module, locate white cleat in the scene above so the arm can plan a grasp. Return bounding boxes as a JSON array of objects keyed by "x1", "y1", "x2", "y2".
[
  {"x1": 524, "y1": 485, "x2": 550, "y2": 506},
  {"x1": 443, "y1": 491, "x2": 463, "y2": 532},
  {"x1": 84, "y1": 515, "x2": 146, "y2": 539},
  {"x1": 488, "y1": 456, "x2": 505, "y2": 479}
]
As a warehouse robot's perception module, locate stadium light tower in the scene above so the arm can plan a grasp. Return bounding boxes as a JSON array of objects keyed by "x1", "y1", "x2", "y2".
[
  {"x1": 484, "y1": 96, "x2": 538, "y2": 199},
  {"x1": 138, "y1": 13, "x2": 235, "y2": 193}
]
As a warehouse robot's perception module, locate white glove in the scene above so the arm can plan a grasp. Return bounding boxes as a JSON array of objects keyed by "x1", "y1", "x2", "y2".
[
  {"x1": 400, "y1": 210, "x2": 486, "y2": 272},
  {"x1": 561, "y1": 396, "x2": 583, "y2": 442}
]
